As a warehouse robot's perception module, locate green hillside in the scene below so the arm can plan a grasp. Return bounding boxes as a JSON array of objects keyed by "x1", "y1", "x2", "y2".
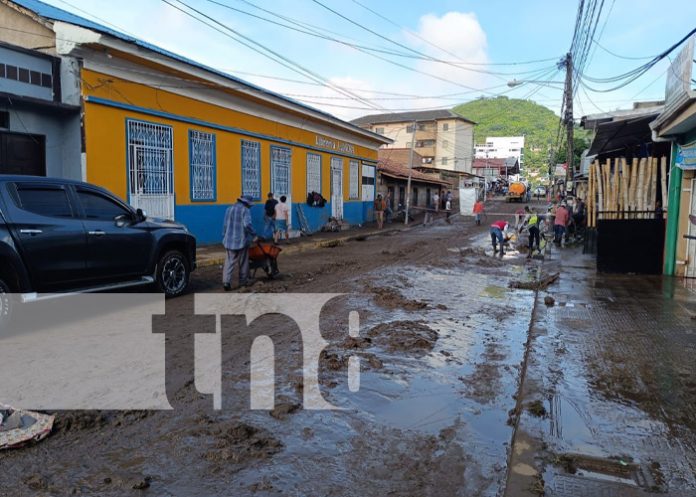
[{"x1": 453, "y1": 96, "x2": 564, "y2": 174}]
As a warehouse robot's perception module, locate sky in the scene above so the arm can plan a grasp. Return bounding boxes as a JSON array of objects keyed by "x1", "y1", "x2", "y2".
[{"x1": 39, "y1": 0, "x2": 696, "y2": 121}]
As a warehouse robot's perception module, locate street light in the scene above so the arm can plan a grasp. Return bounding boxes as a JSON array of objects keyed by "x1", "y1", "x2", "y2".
[{"x1": 507, "y1": 79, "x2": 564, "y2": 88}]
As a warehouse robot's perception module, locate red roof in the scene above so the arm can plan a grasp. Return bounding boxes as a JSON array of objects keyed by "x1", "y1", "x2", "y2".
[
  {"x1": 378, "y1": 149, "x2": 451, "y2": 186},
  {"x1": 472, "y1": 158, "x2": 507, "y2": 169}
]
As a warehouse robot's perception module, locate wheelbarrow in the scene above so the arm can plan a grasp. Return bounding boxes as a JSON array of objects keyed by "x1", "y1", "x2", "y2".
[{"x1": 248, "y1": 241, "x2": 281, "y2": 279}]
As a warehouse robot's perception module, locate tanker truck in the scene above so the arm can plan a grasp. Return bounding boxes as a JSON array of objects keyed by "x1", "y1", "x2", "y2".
[{"x1": 506, "y1": 181, "x2": 528, "y2": 203}]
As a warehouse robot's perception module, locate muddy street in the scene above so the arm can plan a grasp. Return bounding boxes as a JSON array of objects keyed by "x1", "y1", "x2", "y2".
[
  {"x1": 2, "y1": 201, "x2": 695, "y2": 497},
  {"x1": 0, "y1": 203, "x2": 543, "y2": 497}
]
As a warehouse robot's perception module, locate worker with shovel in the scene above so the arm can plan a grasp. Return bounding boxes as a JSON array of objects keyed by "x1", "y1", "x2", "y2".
[{"x1": 490, "y1": 219, "x2": 511, "y2": 256}]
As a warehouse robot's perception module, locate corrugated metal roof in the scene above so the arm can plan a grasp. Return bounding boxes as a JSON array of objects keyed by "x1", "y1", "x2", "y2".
[
  {"x1": 351, "y1": 109, "x2": 475, "y2": 127},
  {"x1": 4, "y1": 0, "x2": 390, "y2": 143}
]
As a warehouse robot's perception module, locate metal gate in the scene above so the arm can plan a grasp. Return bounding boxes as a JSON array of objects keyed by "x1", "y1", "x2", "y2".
[
  {"x1": 127, "y1": 120, "x2": 174, "y2": 220},
  {"x1": 331, "y1": 157, "x2": 343, "y2": 219},
  {"x1": 686, "y1": 178, "x2": 696, "y2": 278}
]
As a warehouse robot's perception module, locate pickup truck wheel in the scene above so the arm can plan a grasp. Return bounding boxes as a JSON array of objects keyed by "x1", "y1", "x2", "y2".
[
  {"x1": 0, "y1": 279, "x2": 12, "y2": 329},
  {"x1": 156, "y1": 250, "x2": 190, "y2": 298}
]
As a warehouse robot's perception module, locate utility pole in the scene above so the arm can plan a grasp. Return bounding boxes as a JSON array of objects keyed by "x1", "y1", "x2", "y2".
[
  {"x1": 404, "y1": 120, "x2": 417, "y2": 226},
  {"x1": 563, "y1": 52, "x2": 574, "y2": 187}
]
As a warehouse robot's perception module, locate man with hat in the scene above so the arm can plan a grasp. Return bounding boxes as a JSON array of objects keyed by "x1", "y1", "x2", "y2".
[{"x1": 222, "y1": 195, "x2": 257, "y2": 290}]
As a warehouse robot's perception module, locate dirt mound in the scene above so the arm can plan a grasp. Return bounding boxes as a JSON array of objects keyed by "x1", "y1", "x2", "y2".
[
  {"x1": 368, "y1": 285, "x2": 429, "y2": 310},
  {"x1": 203, "y1": 420, "x2": 283, "y2": 466},
  {"x1": 368, "y1": 320, "x2": 438, "y2": 353}
]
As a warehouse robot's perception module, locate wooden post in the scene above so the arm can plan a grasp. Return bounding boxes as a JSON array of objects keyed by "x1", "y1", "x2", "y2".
[
  {"x1": 636, "y1": 158, "x2": 646, "y2": 217},
  {"x1": 596, "y1": 161, "x2": 604, "y2": 226},
  {"x1": 621, "y1": 158, "x2": 629, "y2": 220},
  {"x1": 588, "y1": 162, "x2": 594, "y2": 228},
  {"x1": 649, "y1": 157, "x2": 658, "y2": 217},
  {"x1": 629, "y1": 158, "x2": 639, "y2": 212},
  {"x1": 660, "y1": 156, "x2": 668, "y2": 218}
]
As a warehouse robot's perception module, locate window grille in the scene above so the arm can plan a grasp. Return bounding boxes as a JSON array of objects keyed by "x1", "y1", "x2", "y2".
[
  {"x1": 241, "y1": 140, "x2": 261, "y2": 199},
  {"x1": 271, "y1": 146, "x2": 291, "y2": 196},
  {"x1": 349, "y1": 160, "x2": 359, "y2": 200},
  {"x1": 189, "y1": 130, "x2": 216, "y2": 201},
  {"x1": 306, "y1": 153, "x2": 321, "y2": 194}
]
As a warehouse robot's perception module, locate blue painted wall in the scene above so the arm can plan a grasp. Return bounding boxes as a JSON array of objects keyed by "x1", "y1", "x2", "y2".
[{"x1": 176, "y1": 200, "x2": 371, "y2": 244}]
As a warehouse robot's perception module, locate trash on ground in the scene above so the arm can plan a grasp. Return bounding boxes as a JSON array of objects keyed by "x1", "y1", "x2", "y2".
[
  {"x1": 509, "y1": 273, "x2": 560, "y2": 290},
  {"x1": 0, "y1": 404, "x2": 55, "y2": 450}
]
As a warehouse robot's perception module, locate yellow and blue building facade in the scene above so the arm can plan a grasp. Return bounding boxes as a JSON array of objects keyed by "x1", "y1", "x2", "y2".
[{"x1": 2, "y1": 0, "x2": 390, "y2": 244}]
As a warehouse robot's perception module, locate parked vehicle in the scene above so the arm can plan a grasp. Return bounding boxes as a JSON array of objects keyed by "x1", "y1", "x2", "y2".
[
  {"x1": 0, "y1": 175, "x2": 196, "y2": 325},
  {"x1": 534, "y1": 186, "x2": 547, "y2": 198},
  {"x1": 506, "y1": 181, "x2": 527, "y2": 203}
]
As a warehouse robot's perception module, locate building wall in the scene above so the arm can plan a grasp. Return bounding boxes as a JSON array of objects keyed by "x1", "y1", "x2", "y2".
[
  {"x1": 675, "y1": 168, "x2": 694, "y2": 277},
  {"x1": 0, "y1": 4, "x2": 57, "y2": 57},
  {"x1": 80, "y1": 68, "x2": 380, "y2": 243},
  {"x1": 474, "y1": 136, "x2": 525, "y2": 166}
]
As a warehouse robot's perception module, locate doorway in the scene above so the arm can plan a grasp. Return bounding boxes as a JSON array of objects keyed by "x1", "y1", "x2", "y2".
[{"x1": 0, "y1": 131, "x2": 46, "y2": 176}]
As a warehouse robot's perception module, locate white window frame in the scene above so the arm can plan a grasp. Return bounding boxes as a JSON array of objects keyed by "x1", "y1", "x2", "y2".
[
  {"x1": 241, "y1": 140, "x2": 261, "y2": 200},
  {"x1": 348, "y1": 160, "x2": 359, "y2": 200},
  {"x1": 189, "y1": 130, "x2": 216, "y2": 201},
  {"x1": 270, "y1": 145, "x2": 291, "y2": 197},
  {"x1": 306, "y1": 153, "x2": 322, "y2": 195}
]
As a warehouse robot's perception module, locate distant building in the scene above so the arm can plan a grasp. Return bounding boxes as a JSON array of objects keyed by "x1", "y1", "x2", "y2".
[
  {"x1": 472, "y1": 157, "x2": 519, "y2": 181},
  {"x1": 351, "y1": 109, "x2": 476, "y2": 174},
  {"x1": 474, "y1": 136, "x2": 525, "y2": 168}
]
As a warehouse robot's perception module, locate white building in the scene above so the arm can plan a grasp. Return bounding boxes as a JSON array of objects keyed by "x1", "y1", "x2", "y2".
[
  {"x1": 474, "y1": 136, "x2": 525, "y2": 168},
  {"x1": 351, "y1": 110, "x2": 476, "y2": 173}
]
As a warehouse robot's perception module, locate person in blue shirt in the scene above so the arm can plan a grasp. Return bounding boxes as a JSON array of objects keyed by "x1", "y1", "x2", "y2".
[{"x1": 222, "y1": 195, "x2": 257, "y2": 291}]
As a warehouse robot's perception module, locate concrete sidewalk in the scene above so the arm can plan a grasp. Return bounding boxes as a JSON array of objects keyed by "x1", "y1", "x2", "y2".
[
  {"x1": 507, "y1": 247, "x2": 696, "y2": 496},
  {"x1": 196, "y1": 220, "x2": 420, "y2": 268}
]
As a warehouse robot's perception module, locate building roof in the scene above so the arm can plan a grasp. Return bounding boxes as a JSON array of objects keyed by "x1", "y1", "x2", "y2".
[
  {"x1": 472, "y1": 158, "x2": 507, "y2": 169},
  {"x1": 3, "y1": 0, "x2": 390, "y2": 145},
  {"x1": 580, "y1": 103, "x2": 664, "y2": 131},
  {"x1": 351, "y1": 109, "x2": 475, "y2": 127},
  {"x1": 588, "y1": 112, "x2": 662, "y2": 156},
  {"x1": 378, "y1": 149, "x2": 451, "y2": 186}
]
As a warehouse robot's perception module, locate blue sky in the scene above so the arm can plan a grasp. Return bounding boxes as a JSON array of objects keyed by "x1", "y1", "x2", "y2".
[{"x1": 41, "y1": 0, "x2": 696, "y2": 120}]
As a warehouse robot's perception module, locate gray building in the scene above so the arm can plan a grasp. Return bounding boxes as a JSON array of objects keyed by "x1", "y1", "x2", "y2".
[{"x1": 0, "y1": 41, "x2": 81, "y2": 178}]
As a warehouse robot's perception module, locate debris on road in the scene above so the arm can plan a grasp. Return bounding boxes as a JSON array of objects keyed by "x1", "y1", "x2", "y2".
[
  {"x1": 368, "y1": 320, "x2": 438, "y2": 353},
  {"x1": 0, "y1": 405, "x2": 55, "y2": 450},
  {"x1": 367, "y1": 284, "x2": 429, "y2": 310},
  {"x1": 509, "y1": 272, "x2": 559, "y2": 290},
  {"x1": 544, "y1": 296, "x2": 556, "y2": 307}
]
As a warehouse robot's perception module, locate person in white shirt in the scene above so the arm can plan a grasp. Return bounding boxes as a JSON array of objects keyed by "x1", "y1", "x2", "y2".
[{"x1": 274, "y1": 196, "x2": 290, "y2": 243}]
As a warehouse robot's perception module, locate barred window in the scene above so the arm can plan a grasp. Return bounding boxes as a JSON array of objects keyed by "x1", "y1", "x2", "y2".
[
  {"x1": 270, "y1": 146, "x2": 291, "y2": 197},
  {"x1": 189, "y1": 130, "x2": 216, "y2": 201},
  {"x1": 127, "y1": 120, "x2": 173, "y2": 196},
  {"x1": 241, "y1": 140, "x2": 261, "y2": 200},
  {"x1": 348, "y1": 160, "x2": 359, "y2": 200},
  {"x1": 306, "y1": 153, "x2": 321, "y2": 194}
]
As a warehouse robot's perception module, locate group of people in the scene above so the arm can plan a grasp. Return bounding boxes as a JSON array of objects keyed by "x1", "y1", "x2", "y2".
[
  {"x1": 221, "y1": 192, "x2": 290, "y2": 291},
  {"x1": 476, "y1": 196, "x2": 587, "y2": 257}
]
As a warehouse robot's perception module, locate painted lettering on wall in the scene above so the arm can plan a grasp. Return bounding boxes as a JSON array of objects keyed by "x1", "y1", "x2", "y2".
[{"x1": 315, "y1": 135, "x2": 356, "y2": 155}]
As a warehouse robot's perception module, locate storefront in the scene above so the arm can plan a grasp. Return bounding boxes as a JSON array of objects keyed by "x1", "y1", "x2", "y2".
[{"x1": 650, "y1": 34, "x2": 696, "y2": 277}]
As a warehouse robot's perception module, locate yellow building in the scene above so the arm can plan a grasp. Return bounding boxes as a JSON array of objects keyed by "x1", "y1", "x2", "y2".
[{"x1": 1, "y1": 0, "x2": 390, "y2": 243}]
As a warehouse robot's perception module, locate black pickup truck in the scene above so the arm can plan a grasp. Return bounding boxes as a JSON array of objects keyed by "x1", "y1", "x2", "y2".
[{"x1": 0, "y1": 175, "x2": 196, "y2": 323}]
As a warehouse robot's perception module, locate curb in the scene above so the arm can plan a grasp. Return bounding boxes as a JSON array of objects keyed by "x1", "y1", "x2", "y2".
[{"x1": 196, "y1": 225, "x2": 416, "y2": 268}]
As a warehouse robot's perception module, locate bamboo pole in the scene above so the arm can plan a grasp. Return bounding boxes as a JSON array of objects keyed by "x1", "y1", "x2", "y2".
[
  {"x1": 588, "y1": 161, "x2": 594, "y2": 228},
  {"x1": 649, "y1": 157, "x2": 658, "y2": 217},
  {"x1": 629, "y1": 158, "x2": 639, "y2": 212},
  {"x1": 611, "y1": 159, "x2": 620, "y2": 219},
  {"x1": 660, "y1": 156, "x2": 668, "y2": 217},
  {"x1": 636, "y1": 157, "x2": 647, "y2": 217},
  {"x1": 596, "y1": 161, "x2": 604, "y2": 226},
  {"x1": 621, "y1": 158, "x2": 629, "y2": 220}
]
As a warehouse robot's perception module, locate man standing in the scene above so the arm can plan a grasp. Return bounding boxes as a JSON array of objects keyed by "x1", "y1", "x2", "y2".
[
  {"x1": 385, "y1": 191, "x2": 393, "y2": 224},
  {"x1": 263, "y1": 192, "x2": 278, "y2": 240},
  {"x1": 473, "y1": 198, "x2": 485, "y2": 226},
  {"x1": 433, "y1": 190, "x2": 440, "y2": 212},
  {"x1": 490, "y1": 219, "x2": 510, "y2": 255},
  {"x1": 374, "y1": 194, "x2": 386, "y2": 229},
  {"x1": 222, "y1": 195, "x2": 256, "y2": 291},
  {"x1": 554, "y1": 202, "x2": 570, "y2": 246},
  {"x1": 274, "y1": 195, "x2": 290, "y2": 243}
]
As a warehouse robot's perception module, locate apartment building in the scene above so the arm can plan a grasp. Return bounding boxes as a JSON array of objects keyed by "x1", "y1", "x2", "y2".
[
  {"x1": 474, "y1": 136, "x2": 525, "y2": 168},
  {"x1": 351, "y1": 109, "x2": 476, "y2": 173}
]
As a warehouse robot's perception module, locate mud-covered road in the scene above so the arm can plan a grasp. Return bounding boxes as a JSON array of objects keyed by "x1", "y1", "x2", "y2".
[{"x1": 1, "y1": 203, "x2": 545, "y2": 497}]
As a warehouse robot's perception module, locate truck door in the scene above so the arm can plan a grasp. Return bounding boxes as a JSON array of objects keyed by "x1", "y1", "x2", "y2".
[{"x1": 6, "y1": 182, "x2": 87, "y2": 291}]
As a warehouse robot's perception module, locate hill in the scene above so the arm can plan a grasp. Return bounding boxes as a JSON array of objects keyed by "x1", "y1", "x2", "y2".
[{"x1": 453, "y1": 96, "x2": 562, "y2": 174}]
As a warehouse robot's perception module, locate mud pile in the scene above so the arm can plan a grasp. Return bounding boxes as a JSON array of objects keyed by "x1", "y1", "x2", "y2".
[
  {"x1": 198, "y1": 419, "x2": 283, "y2": 467},
  {"x1": 368, "y1": 285, "x2": 429, "y2": 310},
  {"x1": 368, "y1": 320, "x2": 438, "y2": 353}
]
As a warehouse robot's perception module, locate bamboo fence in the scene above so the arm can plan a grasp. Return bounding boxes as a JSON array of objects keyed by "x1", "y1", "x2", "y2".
[{"x1": 586, "y1": 156, "x2": 668, "y2": 228}]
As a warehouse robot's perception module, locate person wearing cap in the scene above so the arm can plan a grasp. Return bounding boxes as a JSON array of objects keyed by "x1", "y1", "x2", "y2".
[
  {"x1": 490, "y1": 219, "x2": 510, "y2": 255},
  {"x1": 222, "y1": 195, "x2": 257, "y2": 290}
]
